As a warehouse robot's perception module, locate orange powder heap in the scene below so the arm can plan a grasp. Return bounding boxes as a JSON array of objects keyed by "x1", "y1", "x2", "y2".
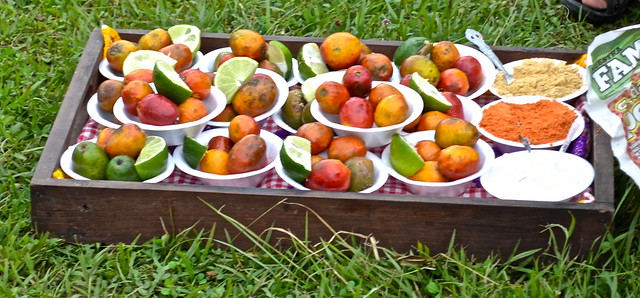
[{"x1": 479, "y1": 99, "x2": 578, "y2": 145}]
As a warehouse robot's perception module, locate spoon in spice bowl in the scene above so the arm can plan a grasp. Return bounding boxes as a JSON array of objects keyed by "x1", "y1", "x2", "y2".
[{"x1": 465, "y1": 29, "x2": 515, "y2": 85}]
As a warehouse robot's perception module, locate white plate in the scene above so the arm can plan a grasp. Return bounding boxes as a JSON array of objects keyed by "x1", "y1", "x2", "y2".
[
  {"x1": 294, "y1": 58, "x2": 402, "y2": 85},
  {"x1": 173, "y1": 128, "x2": 283, "y2": 187},
  {"x1": 60, "y1": 138, "x2": 175, "y2": 183},
  {"x1": 272, "y1": 110, "x2": 297, "y2": 134},
  {"x1": 112, "y1": 84, "x2": 227, "y2": 146},
  {"x1": 275, "y1": 151, "x2": 389, "y2": 193},
  {"x1": 488, "y1": 58, "x2": 588, "y2": 102},
  {"x1": 86, "y1": 93, "x2": 121, "y2": 128},
  {"x1": 480, "y1": 150, "x2": 594, "y2": 202},
  {"x1": 199, "y1": 47, "x2": 299, "y2": 87},
  {"x1": 207, "y1": 68, "x2": 289, "y2": 128},
  {"x1": 99, "y1": 51, "x2": 204, "y2": 81}
]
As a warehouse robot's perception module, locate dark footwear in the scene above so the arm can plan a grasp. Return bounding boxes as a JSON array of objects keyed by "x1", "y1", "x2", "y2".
[{"x1": 561, "y1": 0, "x2": 630, "y2": 25}]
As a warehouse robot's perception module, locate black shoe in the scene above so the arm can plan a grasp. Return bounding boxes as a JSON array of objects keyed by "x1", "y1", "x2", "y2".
[{"x1": 561, "y1": 0, "x2": 630, "y2": 25}]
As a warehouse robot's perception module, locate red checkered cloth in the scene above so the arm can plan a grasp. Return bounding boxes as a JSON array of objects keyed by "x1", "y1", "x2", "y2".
[{"x1": 77, "y1": 93, "x2": 594, "y2": 202}]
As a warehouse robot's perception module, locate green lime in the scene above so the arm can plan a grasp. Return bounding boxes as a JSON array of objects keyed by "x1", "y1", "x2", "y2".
[
  {"x1": 268, "y1": 40, "x2": 293, "y2": 79},
  {"x1": 106, "y1": 155, "x2": 142, "y2": 181},
  {"x1": 300, "y1": 76, "x2": 322, "y2": 103},
  {"x1": 135, "y1": 136, "x2": 169, "y2": 180},
  {"x1": 280, "y1": 135, "x2": 312, "y2": 183},
  {"x1": 297, "y1": 43, "x2": 329, "y2": 81},
  {"x1": 182, "y1": 135, "x2": 207, "y2": 168},
  {"x1": 168, "y1": 24, "x2": 201, "y2": 54},
  {"x1": 390, "y1": 133, "x2": 424, "y2": 177},
  {"x1": 122, "y1": 50, "x2": 177, "y2": 75},
  {"x1": 280, "y1": 89, "x2": 306, "y2": 130},
  {"x1": 71, "y1": 141, "x2": 110, "y2": 180},
  {"x1": 409, "y1": 72, "x2": 452, "y2": 113},
  {"x1": 214, "y1": 56, "x2": 258, "y2": 104},
  {"x1": 392, "y1": 37, "x2": 432, "y2": 67},
  {"x1": 153, "y1": 60, "x2": 193, "y2": 105}
]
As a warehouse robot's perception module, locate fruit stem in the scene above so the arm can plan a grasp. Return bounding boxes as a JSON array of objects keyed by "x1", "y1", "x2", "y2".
[{"x1": 418, "y1": 41, "x2": 433, "y2": 56}]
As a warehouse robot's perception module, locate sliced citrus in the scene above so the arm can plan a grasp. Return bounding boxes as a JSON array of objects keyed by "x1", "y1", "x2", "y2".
[
  {"x1": 389, "y1": 133, "x2": 425, "y2": 177},
  {"x1": 214, "y1": 56, "x2": 258, "y2": 104},
  {"x1": 409, "y1": 72, "x2": 451, "y2": 113},
  {"x1": 122, "y1": 50, "x2": 177, "y2": 75},
  {"x1": 153, "y1": 60, "x2": 192, "y2": 105},
  {"x1": 300, "y1": 77, "x2": 322, "y2": 103},
  {"x1": 268, "y1": 40, "x2": 293, "y2": 79},
  {"x1": 101, "y1": 24, "x2": 121, "y2": 59},
  {"x1": 168, "y1": 24, "x2": 201, "y2": 54},
  {"x1": 280, "y1": 135, "x2": 312, "y2": 183},
  {"x1": 134, "y1": 136, "x2": 169, "y2": 180},
  {"x1": 297, "y1": 43, "x2": 329, "y2": 80},
  {"x1": 182, "y1": 135, "x2": 208, "y2": 169}
]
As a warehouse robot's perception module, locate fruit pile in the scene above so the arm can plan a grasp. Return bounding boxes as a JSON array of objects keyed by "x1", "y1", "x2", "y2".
[
  {"x1": 279, "y1": 122, "x2": 377, "y2": 192},
  {"x1": 390, "y1": 117, "x2": 483, "y2": 182},
  {"x1": 72, "y1": 124, "x2": 169, "y2": 181},
  {"x1": 182, "y1": 115, "x2": 269, "y2": 175}
]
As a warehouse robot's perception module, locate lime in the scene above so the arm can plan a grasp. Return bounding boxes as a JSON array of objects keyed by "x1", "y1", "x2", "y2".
[
  {"x1": 122, "y1": 50, "x2": 177, "y2": 75},
  {"x1": 268, "y1": 40, "x2": 293, "y2": 79},
  {"x1": 182, "y1": 135, "x2": 207, "y2": 169},
  {"x1": 106, "y1": 155, "x2": 142, "y2": 181},
  {"x1": 300, "y1": 77, "x2": 321, "y2": 103},
  {"x1": 135, "y1": 136, "x2": 169, "y2": 180},
  {"x1": 214, "y1": 56, "x2": 258, "y2": 104},
  {"x1": 297, "y1": 43, "x2": 329, "y2": 81},
  {"x1": 389, "y1": 133, "x2": 424, "y2": 177},
  {"x1": 392, "y1": 37, "x2": 432, "y2": 67},
  {"x1": 409, "y1": 72, "x2": 452, "y2": 113},
  {"x1": 168, "y1": 24, "x2": 201, "y2": 54},
  {"x1": 71, "y1": 141, "x2": 110, "y2": 180},
  {"x1": 280, "y1": 135, "x2": 312, "y2": 183},
  {"x1": 153, "y1": 60, "x2": 193, "y2": 105}
]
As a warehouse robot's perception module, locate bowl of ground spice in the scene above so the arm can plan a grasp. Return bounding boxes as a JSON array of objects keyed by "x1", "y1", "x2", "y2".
[
  {"x1": 472, "y1": 96, "x2": 585, "y2": 153},
  {"x1": 489, "y1": 58, "x2": 588, "y2": 102}
]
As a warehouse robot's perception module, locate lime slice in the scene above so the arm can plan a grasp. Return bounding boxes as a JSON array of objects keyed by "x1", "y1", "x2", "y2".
[
  {"x1": 279, "y1": 135, "x2": 312, "y2": 183},
  {"x1": 122, "y1": 50, "x2": 177, "y2": 76},
  {"x1": 268, "y1": 40, "x2": 293, "y2": 79},
  {"x1": 390, "y1": 133, "x2": 424, "y2": 177},
  {"x1": 168, "y1": 24, "x2": 201, "y2": 54},
  {"x1": 297, "y1": 43, "x2": 329, "y2": 81},
  {"x1": 135, "y1": 136, "x2": 169, "y2": 180},
  {"x1": 300, "y1": 77, "x2": 321, "y2": 103},
  {"x1": 153, "y1": 60, "x2": 193, "y2": 105},
  {"x1": 409, "y1": 72, "x2": 451, "y2": 113},
  {"x1": 214, "y1": 57, "x2": 258, "y2": 104},
  {"x1": 182, "y1": 135, "x2": 207, "y2": 168}
]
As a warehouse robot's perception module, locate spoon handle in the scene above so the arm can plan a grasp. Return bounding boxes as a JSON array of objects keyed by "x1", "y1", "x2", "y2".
[{"x1": 465, "y1": 29, "x2": 514, "y2": 85}]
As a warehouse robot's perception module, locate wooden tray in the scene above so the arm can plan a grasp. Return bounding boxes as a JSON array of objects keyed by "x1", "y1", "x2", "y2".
[{"x1": 30, "y1": 29, "x2": 615, "y2": 259}]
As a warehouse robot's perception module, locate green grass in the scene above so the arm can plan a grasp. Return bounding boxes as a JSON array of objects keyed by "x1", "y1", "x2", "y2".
[{"x1": 2, "y1": 0, "x2": 640, "y2": 296}]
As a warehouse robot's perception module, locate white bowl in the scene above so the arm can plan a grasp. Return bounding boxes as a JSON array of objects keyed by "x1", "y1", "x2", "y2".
[
  {"x1": 488, "y1": 58, "x2": 588, "y2": 102},
  {"x1": 99, "y1": 51, "x2": 204, "y2": 81},
  {"x1": 112, "y1": 85, "x2": 227, "y2": 146},
  {"x1": 275, "y1": 151, "x2": 389, "y2": 193},
  {"x1": 453, "y1": 44, "x2": 498, "y2": 101},
  {"x1": 199, "y1": 47, "x2": 299, "y2": 87},
  {"x1": 59, "y1": 138, "x2": 175, "y2": 183},
  {"x1": 173, "y1": 128, "x2": 283, "y2": 187},
  {"x1": 381, "y1": 130, "x2": 495, "y2": 197},
  {"x1": 207, "y1": 68, "x2": 289, "y2": 127},
  {"x1": 471, "y1": 96, "x2": 585, "y2": 153},
  {"x1": 86, "y1": 92, "x2": 122, "y2": 128},
  {"x1": 294, "y1": 62, "x2": 401, "y2": 85},
  {"x1": 480, "y1": 150, "x2": 594, "y2": 202},
  {"x1": 310, "y1": 81, "x2": 424, "y2": 148}
]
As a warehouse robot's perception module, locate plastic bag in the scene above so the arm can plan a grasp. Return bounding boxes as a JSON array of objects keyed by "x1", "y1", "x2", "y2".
[{"x1": 584, "y1": 24, "x2": 640, "y2": 186}]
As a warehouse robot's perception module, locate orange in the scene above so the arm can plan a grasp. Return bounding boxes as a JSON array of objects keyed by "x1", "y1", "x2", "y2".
[
  {"x1": 409, "y1": 161, "x2": 449, "y2": 182},
  {"x1": 417, "y1": 111, "x2": 450, "y2": 131},
  {"x1": 295, "y1": 122, "x2": 334, "y2": 155},
  {"x1": 96, "y1": 79, "x2": 124, "y2": 112},
  {"x1": 374, "y1": 94, "x2": 409, "y2": 127},
  {"x1": 228, "y1": 115, "x2": 260, "y2": 144},
  {"x1": 138, "y1": 28, "x2": 172, "y2": 51},
  {"x1": 106, "y1": 40, "x2": 139, "y2": 73},
  {"x1": 360, "y1": 53, "x2": 393, "y2": 81},
  {"x1": 415, "y1": 140, "x2": 441, "y2": 161},
  {"x1": 122, "y1": 80, "x2": 154, "y2": 116},
  {"x1": 200, "y1": 149, "x2": 230, "y2": 175},
  {"x1": 159, "y1": 43, "x2": 193, "y2": 72},
  {"x1": 179, "y1": 68, "x2": 212, "y2": 99},
  {"x1": 434, "y1": 117, "x2": 479, "y2": 149},
  {"x1": 104, "y1": 123, "x2": 147, "y2": 159},
  {"x1": 430, "y1": 41, "x2": 460, "y2": 71},
  {"x1": 229, "y1": 29, "x2": 268, "y2": 61},
  {"x1": 178, "y1": 97, "x2": 209, "y2": 124},
  {"x1": 315, "y1": 81, "x2": 350, "y2": 114},
  {"x1": 437, "y1": 145, "x2": 481, "y2": 180},
  {"x1": 369, "y1": 83, "x2": 403, "y2": 111},
  {"x1": 327, "y1": 136, "x2": 367, "y2": 163},
  {"x1": 320, "y1": 32, "x2": 363, "y2": 70}
]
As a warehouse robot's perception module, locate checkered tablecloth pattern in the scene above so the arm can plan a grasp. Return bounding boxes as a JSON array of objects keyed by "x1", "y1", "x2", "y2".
[{"x1": 76, "y1": 93, "x2": 594, "y2": 202}]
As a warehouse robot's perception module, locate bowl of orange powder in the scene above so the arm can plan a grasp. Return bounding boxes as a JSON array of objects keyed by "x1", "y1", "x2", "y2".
[{"x1": 472, "y1": 96, "x2": 585, "y2": 153}]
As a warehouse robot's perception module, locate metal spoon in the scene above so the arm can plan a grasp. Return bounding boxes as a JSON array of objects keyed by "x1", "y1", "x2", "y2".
[{"x1": 465, "y1": 29, "x2": 515, "y2": 85}]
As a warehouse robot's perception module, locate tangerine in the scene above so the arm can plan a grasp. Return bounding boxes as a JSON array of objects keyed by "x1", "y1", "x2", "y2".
[
  {"x1": 437, "y1": 68, "x2": 470, "y2": 96},
  {"x1": 122, "y1": 80, "x2": 154, "y2": 116},
  {"x1": 320, "y1": 32, "x2": 363, "y2": 70},
  {"x1": 178, "y1": 97, "x2": 209, "y2": 124},
  {"x1": 430, "y1": 41, "x2": 460, "y2": 71},
  {"x1": 360, "y1": 53, "x2": 393, "y2": 81},
  {"x1": 200, "y1": 149, "x2": 230, "y2": 175},
  {"x1": 409, "y1": 161, "x2": 449, "y2": 182},
  {"x1": 96, "y1": 79, "x2": 124, "y2": 112},
  {"x1": 106, "y1": 40, "x2": 139, "y2": 73},
  {"x1": 228, "y1": 115, "x2": 260, "y2": 144},
  {"x1": 123, "y1": 68, "x2": 154, "y2": 85},
  {"x1": 229, "y1": 29, "x2": 268, "y2": 61},
  {"x1": 295, "y1": 122, "x2": 334, "y2": 155},
  {"x1": 159, "y1": 43, "x2": 193, "y2": 72},
  {"x1": 434, "y1": 117, "x2": 479, "y2": 148},
  {"x1": 138, "y1": 28, "x2": 172, "y2": 51},
  {"x1": 315, "y1": 81, "x2": 350, "y2": 114},
  {"x1": 374, "y1": 94, "x2": 409, "y2": 127},
  {"x1": 369, "y1": 83, "x2": 403, "y2": 111},
  {"x1": 180, "y1": 68, "x2": 212, "y2": 99},
  {"x1": 415, "y1": 140, "x2": 441, "y2": 161},
  {"x1": 417, "y1": 111, "x2": 450, "y2": 131},
  {"x1": 437, "y1": 145, "x2": 481, "y2": 180},
  {"x1": 327, "y1": 136, "x2": 367, "y2": 163}
]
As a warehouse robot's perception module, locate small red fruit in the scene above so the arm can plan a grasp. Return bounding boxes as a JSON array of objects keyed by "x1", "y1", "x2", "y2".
[
  {"x1": 342, "y1": 65, "x2": 373, "y2": 97},
  {"x1": 441, "y1": 92, "x2": 464, "y2": 119},
  {"x1": 454, "y1": 56, "x2": 483, "y2": 90},
  {"x1": 136, "y1": 94, "x2": 180, "y2": 126},
  {"x1": 305, "y1": 159, "x2": 351, "y2": 192},
  {"x1": 339, "y1": 97, "x2": 374, "y2": 128}
]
